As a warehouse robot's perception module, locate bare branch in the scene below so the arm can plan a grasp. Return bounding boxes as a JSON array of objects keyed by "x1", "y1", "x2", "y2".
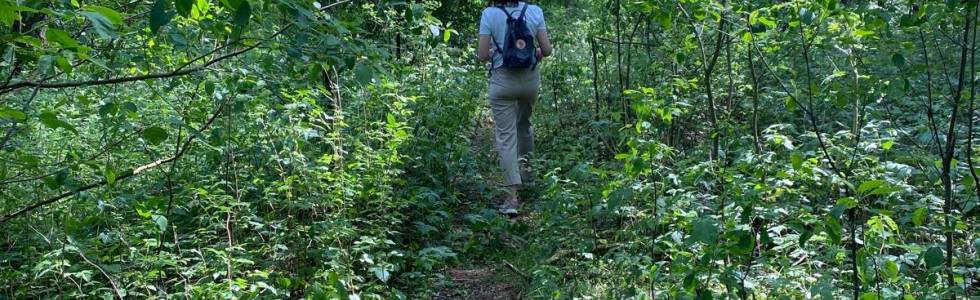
[{"x1": 0, "y1": 44, "x2": 258, "y2": 93}]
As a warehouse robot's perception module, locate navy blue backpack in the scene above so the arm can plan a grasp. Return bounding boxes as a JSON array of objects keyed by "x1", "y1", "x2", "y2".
[{"x1": 491, "y1": 3, "x2": 537, "y2": 71}]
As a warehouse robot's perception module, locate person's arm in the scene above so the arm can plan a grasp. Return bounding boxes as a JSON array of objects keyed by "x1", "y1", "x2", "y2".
[
  {"x1": 536, "y1": 30, "x2": 552, "y2": 59},
  {"x1": 535, "y1": 6, "x2": 552, "y2": 60},
  {"x1": 477, "y1": 9, "x2": 493, "y2": 62},
  {"x1": 478, "y1": 35, "x2": 493, "y2": 61}
]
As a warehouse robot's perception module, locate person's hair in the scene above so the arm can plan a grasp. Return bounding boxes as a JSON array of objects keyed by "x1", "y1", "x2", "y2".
[{"x1": 487, "y1": 0, "x2": 520, "y2": 7}]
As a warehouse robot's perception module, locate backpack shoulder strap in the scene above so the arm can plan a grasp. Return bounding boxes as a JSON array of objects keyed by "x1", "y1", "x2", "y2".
[
  {"x1": 496, "y1": 5, "x2": 514, "y2": 21},
  {"x1": 517, "y1": 3, "x2": 529, "y2": 20}
]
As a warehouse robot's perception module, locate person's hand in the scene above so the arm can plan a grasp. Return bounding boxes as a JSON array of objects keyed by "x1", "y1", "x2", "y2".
[{"x1": 536, "y1": 47, "x2": 543, "y2": 61}]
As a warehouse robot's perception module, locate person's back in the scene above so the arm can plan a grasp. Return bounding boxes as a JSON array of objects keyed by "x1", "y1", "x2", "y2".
[
  {"x1": 480, "y1": 2, "x2": 547, "y2": 71},
  {"x1": 476, "y1": 0, "x2": 552, "y2": 216}
]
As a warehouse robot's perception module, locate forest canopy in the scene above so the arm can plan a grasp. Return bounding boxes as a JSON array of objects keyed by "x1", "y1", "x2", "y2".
[{"x1": 1, "y1": 0, "x2": 979, "y2": 299}]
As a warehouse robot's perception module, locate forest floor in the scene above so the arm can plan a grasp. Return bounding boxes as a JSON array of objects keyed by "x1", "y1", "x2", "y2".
[{"x1": 432, "y1": 108, "x2": 531, "y2": 299}]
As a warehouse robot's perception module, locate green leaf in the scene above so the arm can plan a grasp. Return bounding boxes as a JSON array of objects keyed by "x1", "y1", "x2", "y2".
[
  {"x1": 85, "y1": 6, "x2": 123, "y2": 24},
  {"x1": 150, "y1": 0, "x2": 175, "y2": 34},
  {"x1": 964, "y1": 172, "x2": 976, "y2": 188},
  {"x1": 328, "y1": 272, "x2": 349, "y2": 300},
  {"x1": 371, "y1": 266, "x2": 390, "y2": 283},
  {"x1": 880, "y1": 215, "x2": 899, "y2": 232},
  {"x1": 824, "y1": 0, "x2": 838, "y2": 10},
  {"x1": 658, "y1": 13, "x2": 672, "y2": 30},
  {"x1": 791, "y1": 151, "x2": 804, "y2": 170},
  {"x1": 834, "y1": 92, "x2": 848, "y2": 108},
  {"x1": 354, "y1": 62, "x2": 374, "y2": 85},
  {"x1": 192, "y1": 0, "x2": 210, "y2": 19},
  {"x1": 55, "y1": 56, "x2": 72, "y2": 74},
  {"x1": 2, "y1": 45, "x2": 13, "y2": 64},
  {"x1": 683, "y1": 272, "x2": 698, "y2": 291},
  {"x1": 891, "y1": 53, "x2": 905, "y2": 67},
  {"x1": 858, "y1": 179, "x2": 898, "y2": 196},
  {"x1": 883, "y1": 260, "x2": 899, "y2": 280},
  {"x1": 45, "y1": 28, "x2": 81, "y2": 49},
  {"x1": 143, "y1": 126, "x2": 169, "y2": 145},
  {"x1": 730, "y1": 230, "x2": 755, "y2": 255},
  {"x1": 44, "y1": 169, "x2": 68, "y2": 189},
  {"x1": 799, "y1": 7, "x2": 816, "y2": 24},
  {"x1": 798, "y1": 227, "x2": 814, "y2": 248},
  {"x1": 219, "y1": 0, "x2": 243, "y2": 9},
  {"x1": 80, "y1": 6, "x2": 123, "y2": 39},
  {"x1": 277, "y1": 277, "x2": 292, "y2": 288},
  {"x1": 104, "y1": 165, "x2": 116, "y2": 185},
  {"x1": 38, "y1": 111, "x2": 78, "y2": 134},
  {"x1": 785, "y1": 96, "x2": 798, "y2": 112},
  {"x1": 830, "y1": 203, "x2": 846, "y2": 219},
  {"x1": 853, "y1": 28, "x2": 875, "y2": 37},
  {"x1": 860, "y1": 292, "x2": 879, "y2": 300},
  {"x1": 151, "y1": 214, "x2": 168, "y2": 231},
  {"x1": 231, "y1": 1, "x2": 252, "y2": 39},
  {"x1": 16, "y1": 153, "x2": 39, "y2": 166},
  {"x1": 882, "y1": 140, "x2": 894, "y2": 150},
  {"x1": 690, "y1": 218, "x2": 718, "y2": 244},
  {"x1": 37, "y1": 54, "x2": 54, "y2": 72},
  {"x1": 607, "y1": 187, "x2": 633, "y2": 211},
  {"x1": 99, "y1": 102, "x2": 118, "y2": 116},
  {"x1": 912, "y1": 207, "x2": 928, "y2": 226},
  {"x1": 0, "y1": 1, "x2": 24, "y2": 27},
  {"x1": 0, "y1": 106, "x2": 26, "y2": 122},
  {"x1": 136, "y1": 208, "x2": 152, "y2": 218},
  {"x1": 923, "y1": 247, "x2": 944, "y2": 269},
  {"x1": 836, "y1": 197, "x2": 857, "y2": 209},
  {"x1": 824, "y1": 215, "x2": 842, "y2": 245},
  {"x1": 385, "y1": 113, "x2": 397, "y2": 127},
  {"x1": 757, "y1": 16, "x2": 776, "y2": 28},
  {"x1": 80, "y1": 9, "x2": 119, "y2": 39}
]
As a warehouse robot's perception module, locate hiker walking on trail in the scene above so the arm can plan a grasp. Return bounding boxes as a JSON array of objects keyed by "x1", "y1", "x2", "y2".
[{"x1": 477, "y1": 0, "x2": 552, "y2": 215}]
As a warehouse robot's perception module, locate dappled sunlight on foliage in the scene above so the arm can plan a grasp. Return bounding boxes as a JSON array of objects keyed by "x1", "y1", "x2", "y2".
[{"x1": 1, "y1": 0, "x2": 979, "y2": 299}]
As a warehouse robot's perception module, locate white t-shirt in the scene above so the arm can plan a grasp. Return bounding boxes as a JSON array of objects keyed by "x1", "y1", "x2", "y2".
[{"x1": 479, "y1": 2, "x2": 547, "y2": 69}]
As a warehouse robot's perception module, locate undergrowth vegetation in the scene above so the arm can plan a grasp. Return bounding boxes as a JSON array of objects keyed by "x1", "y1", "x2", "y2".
[{"x1": 1, "y1": 0, "x2": 979, "y2": 299}]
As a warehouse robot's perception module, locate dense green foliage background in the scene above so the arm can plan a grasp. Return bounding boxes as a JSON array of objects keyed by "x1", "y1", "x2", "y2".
[{"x1": 1, "y1": 0, "x2": 979, "y2": 299}]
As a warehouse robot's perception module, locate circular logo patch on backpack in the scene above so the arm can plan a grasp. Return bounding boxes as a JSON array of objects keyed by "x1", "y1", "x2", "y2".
[{"x1": 515, "y1": 39, "x2": 526, "y2": 49}]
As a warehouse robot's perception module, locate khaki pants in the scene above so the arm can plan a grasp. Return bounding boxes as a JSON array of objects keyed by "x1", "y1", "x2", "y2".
[{"x1": 489, "y1": 68, "x2": 540, "y2": 186}]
